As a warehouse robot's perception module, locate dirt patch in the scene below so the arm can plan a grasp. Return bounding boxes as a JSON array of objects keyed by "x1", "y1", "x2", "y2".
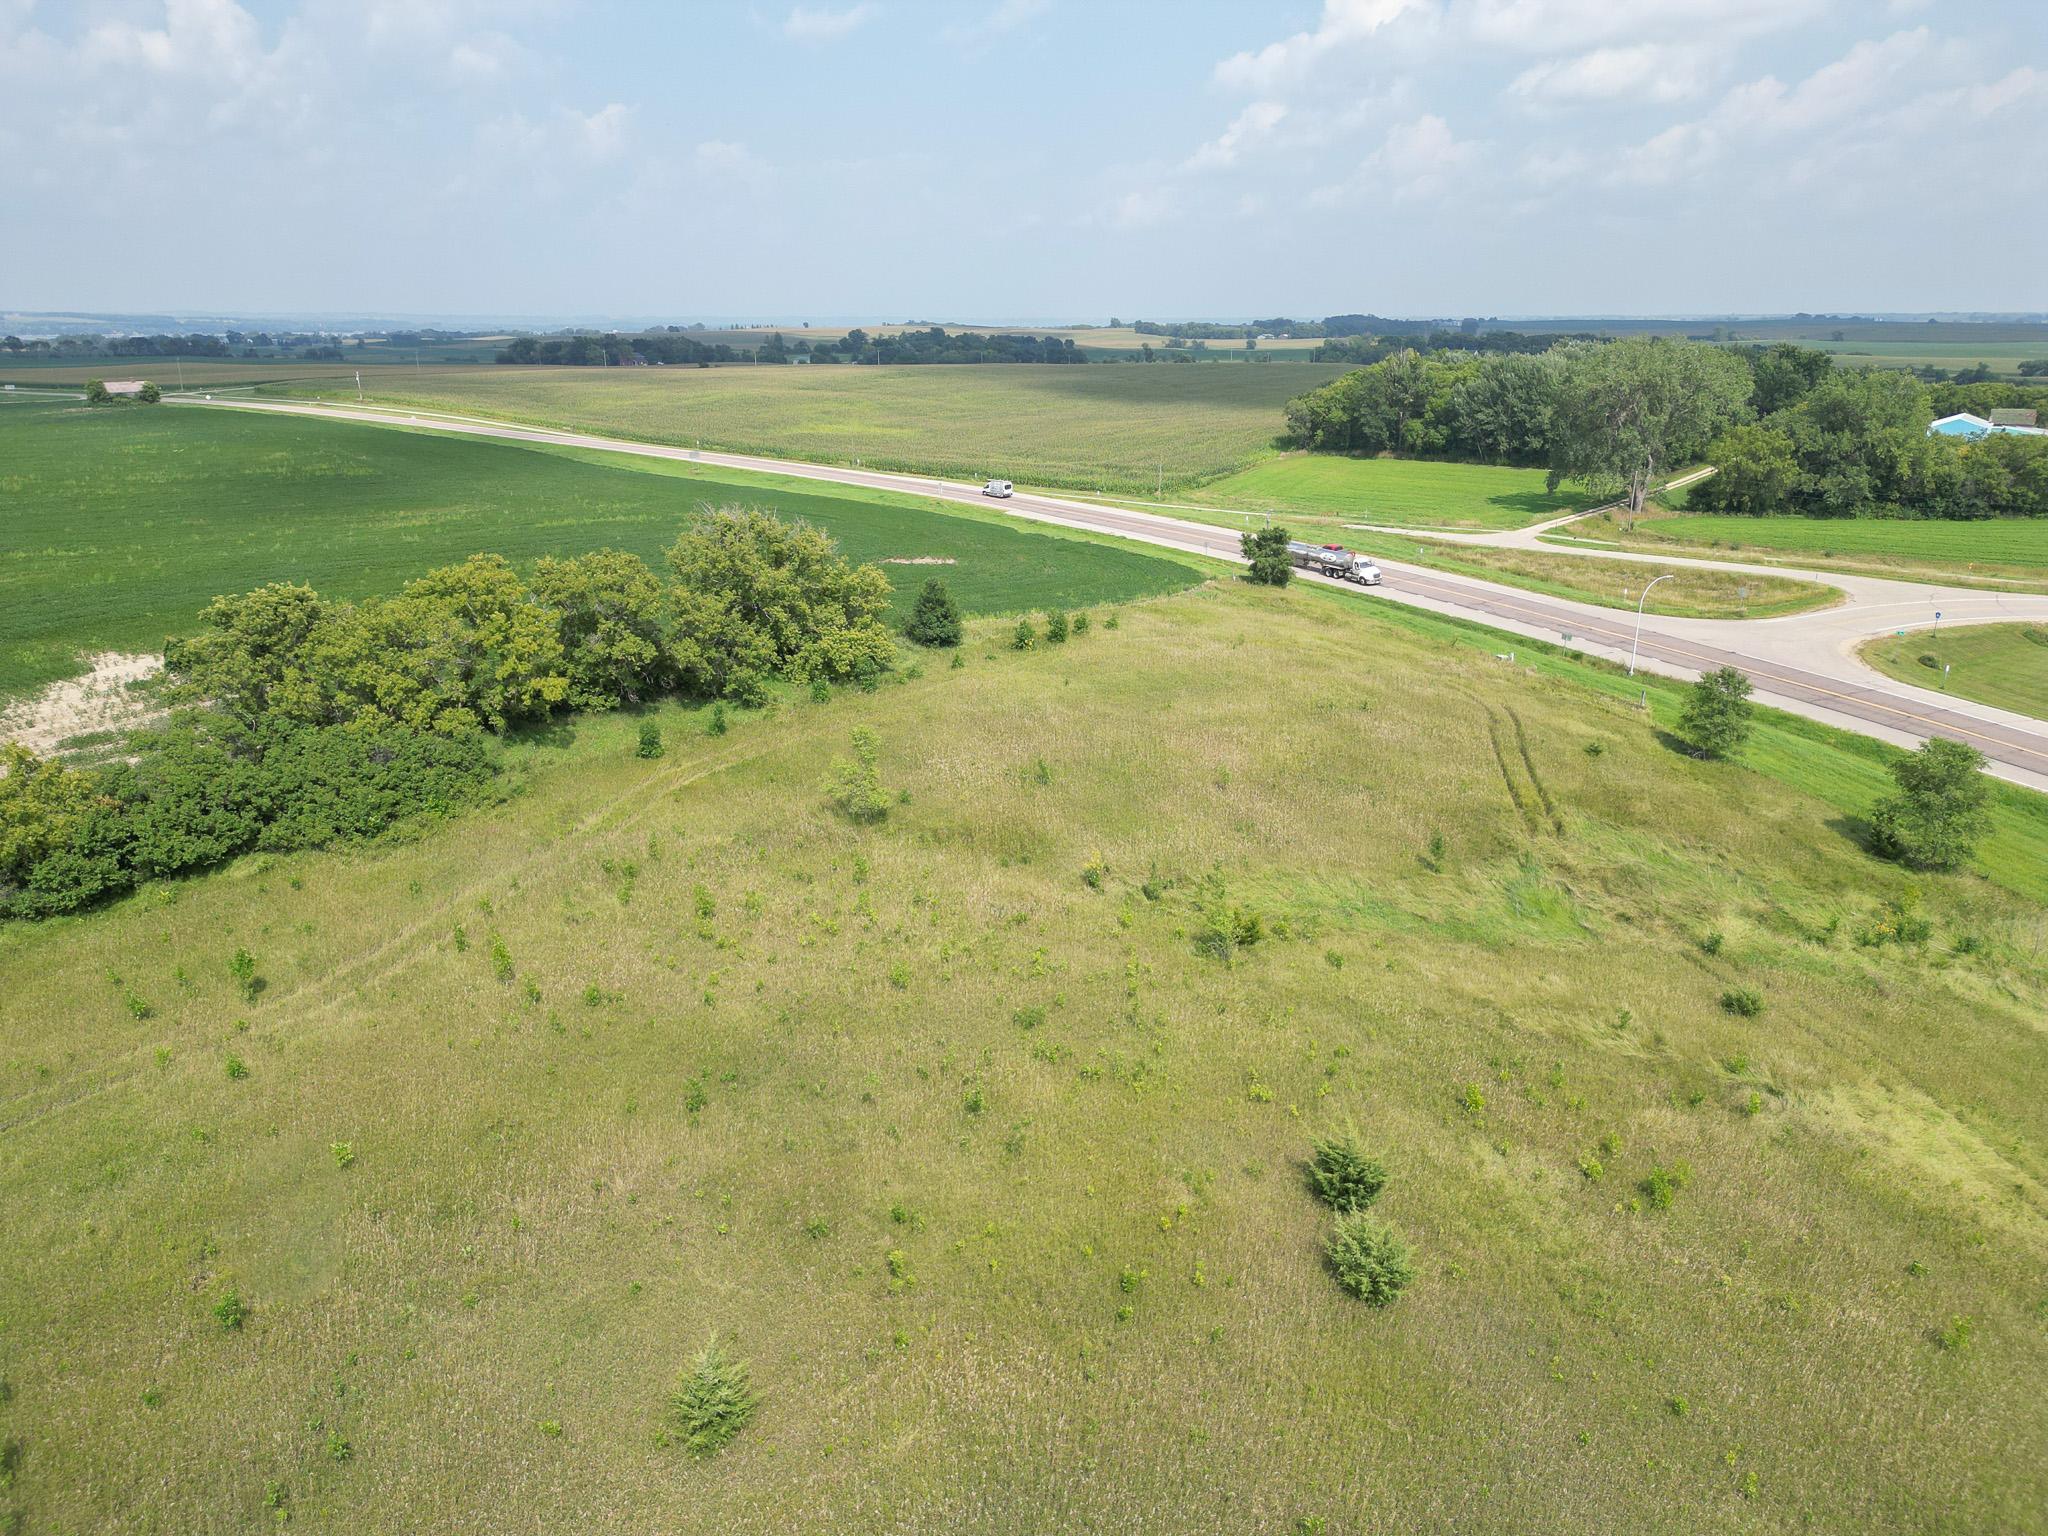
[
  {"x1": 881, "y1": 556, "x2": 957, "y2": 565},
  {"x1": 0, "y1": 652, "x2": 167, "y2": 757}
]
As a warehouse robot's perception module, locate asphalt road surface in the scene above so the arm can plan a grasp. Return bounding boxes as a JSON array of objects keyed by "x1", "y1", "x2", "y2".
[{"x1": 178, "y1": 395, "x2": 2048, "y2": 792}]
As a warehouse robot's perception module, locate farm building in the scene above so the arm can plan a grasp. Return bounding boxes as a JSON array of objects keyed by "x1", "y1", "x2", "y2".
[{"x1": 102, "y1": 380, "x2": 149, "y2": 396}]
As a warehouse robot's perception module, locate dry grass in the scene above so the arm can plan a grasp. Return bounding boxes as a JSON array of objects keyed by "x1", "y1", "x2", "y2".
[{"x1": 0, "y1": 583, "x2": 2042, "y2": 1532}]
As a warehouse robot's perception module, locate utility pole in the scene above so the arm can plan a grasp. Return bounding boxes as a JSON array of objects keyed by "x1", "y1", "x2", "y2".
[{"x1": 1628, "y1": 573, "x2": 1674, "y2": 677}]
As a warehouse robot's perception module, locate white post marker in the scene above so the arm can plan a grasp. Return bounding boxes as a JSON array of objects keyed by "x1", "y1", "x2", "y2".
[{"x1": 1628, "y1": 573, "x2": 1675, "y2": 677}]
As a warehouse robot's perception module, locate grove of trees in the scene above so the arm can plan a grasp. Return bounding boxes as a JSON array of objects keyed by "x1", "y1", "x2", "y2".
[
  {"x1": 1, "y1": 510, "x2": 900, "y2": 919},
  {"x1": 1284, "y1": 338, "x2": 2048, "y2": 521}
]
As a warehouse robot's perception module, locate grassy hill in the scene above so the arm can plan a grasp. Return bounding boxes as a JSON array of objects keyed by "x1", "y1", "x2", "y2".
[
  {"x1": 2, "y1": 580, "x2": 2042, "y2": 1533},
  {"x1": 0, "y1": 398, "x2": 1197, "y2": 700}
]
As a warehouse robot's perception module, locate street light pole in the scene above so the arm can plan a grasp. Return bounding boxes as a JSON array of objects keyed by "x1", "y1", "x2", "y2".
[{"x1": 1628, "y1": 573, "x2": 1675, "y2": 677}]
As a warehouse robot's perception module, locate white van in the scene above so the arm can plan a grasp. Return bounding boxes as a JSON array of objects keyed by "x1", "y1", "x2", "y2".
[{"x1": 982, "y1": 479, "x2": 1014, "y2": 499}]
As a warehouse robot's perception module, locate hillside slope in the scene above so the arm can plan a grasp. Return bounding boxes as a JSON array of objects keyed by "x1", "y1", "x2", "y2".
[{"x1": 1, "y1": 583, "x2": 2043, "y2": 1533}]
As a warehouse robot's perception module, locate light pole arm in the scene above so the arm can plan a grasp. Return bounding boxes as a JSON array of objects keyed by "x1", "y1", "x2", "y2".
[{"x1": 1629, "y1": 574, "x2": 1676, "y2": 678}]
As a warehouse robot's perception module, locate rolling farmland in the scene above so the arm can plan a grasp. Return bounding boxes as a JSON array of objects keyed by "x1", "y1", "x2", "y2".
[
  {"x1": 261, "y1": 362, "x2": 1347, "y2": 495},
  {"x1": 0, "y1": 398, "x2": 1198, "y2": 700}
]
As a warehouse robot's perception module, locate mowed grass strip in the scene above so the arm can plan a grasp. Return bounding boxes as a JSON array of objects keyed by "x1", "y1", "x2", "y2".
[
  {"x1": 1191, "y1": 454, "x2": 1592, "y2": 530},
  {"x1": 1345, "y1": 533, "x2": 1839, "y2": 619},
  {"x1": 0, "y1": 583, "x2": 2042, "y2": 1532},
  {"x1": 1559, "y1": 509, "x2": 2048, "y2": 589},
  {"x1": 0, "y1": 400, "x2": 1195, "y2": 699},
  {"x1": 1859, "y1": 624, "x2": 2048, "y2": 721},
  {"x1": 267, "y1": 362, "x2": 1345, "y2": 494}
]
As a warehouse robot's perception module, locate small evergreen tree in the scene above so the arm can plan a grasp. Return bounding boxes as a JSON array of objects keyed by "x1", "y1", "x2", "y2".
[
  {"x1": 1045, "y1": 610, "x2": 1070, "y2": 644},
  {"x1": 1677, "y1": 667, "x2": 1753, "y2": 758},
  {"x1": 1241, "y1": 526, "x2": 1293, "y2": 586},
  {"x1": 1324, "y1": 1212, "x2": 1414, "y2": 1305},
  {"x1": 636, "y1": 720, "x2": 664, "y2": 758},
  {"x1": 1012, "y1": 617, "x2": 1037, "y2": 650},
  {"x1": 904, "y1": 578, "x2": 963, "y2": 647},
  {"x1": 1307, "y1": 1134, "x2": 1387, "y2": 1212},
  {"x1": 667, "y1": 1337, "x2": 756, "y2": 1456},
  {"x1": 1868, "y1": 737, "x2": 1990, "y2": 871}
]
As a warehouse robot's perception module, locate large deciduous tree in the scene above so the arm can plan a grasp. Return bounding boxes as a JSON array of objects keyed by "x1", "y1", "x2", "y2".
[
  {"x1": 1547, "y1": 338, "x2": 1753, "y2": 522},
  {"x1": 666, "y1": 507, "x2": 895, "y2": 703}
]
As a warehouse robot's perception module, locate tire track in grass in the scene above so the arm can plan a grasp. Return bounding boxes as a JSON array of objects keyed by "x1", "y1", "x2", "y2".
[{"x1": 1506, "y1": 706, "x2": 1566, "y2": 836}]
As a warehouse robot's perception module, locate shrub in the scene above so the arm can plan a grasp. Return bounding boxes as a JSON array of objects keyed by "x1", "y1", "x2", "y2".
[
  {"x1": 330, "y1": 1141, "x2": 355, "y2": 1169},
  {"x1": 224, "y1": 1055, "x2": 249, "y2": 1080},
  {"x1": 1071, "y1": 612, "x2": 1090, "y2": 636},
  {"x1": 1868, "y1": 738, "x2": 1991, "y2": 872},
  {"x1": 636, "y1": 720, "x2": 664, "y2": 759},
  {"x1": 1719, "y1": 987, "x2": 1763, "y2": 1017},
  {"x1": 1307, "y1": 1134, "x2": 1387, "y2": 1212},
  {"x1": 229, "y1": 948, "x2": 258, "y2": 1002},
  {"x1": 137, "y1": 380, "x2": 162, "y2": 404},
  {"x1": 667, "y1": 1338, "x2": 756, "y2": 1456},
  {"x1": 84, "y1": 378, "x2": 112, "y2": 404},
  {"x1": 1323, "y1": 1212, "x2": 1414, "y2": 1305},
  {"x1": 1045, "y1": 611, "x2": 1070, "y2": 645},
  {"x1": 213, "y1": 1291, "x2": 246, "y2": 1330},
  {"x1": 1700, "y1": 931, "x2": 1724, "y2": 955},
  {"x1": 1012, "y1": 617, "x2": 1037, "y2": 650},
  {"x1": 904, "y1": 578, "x2": 963, "y2": 647},
  {"x1": 1241, "y1": 526, "x2": 1293, "y2": 586},
  {"x1": 827, "y1": 727, "x2": 890, "y2": 824},
  {"x1": 1640, "y1": 1162, "x2": 1693, "y2": 1209},
  {"x1": 1676, "y1": 667, "x2": 1754, "y2": 759},
  {"x1": 707, "y1": 703, "x2": 728, "y2": 737}
]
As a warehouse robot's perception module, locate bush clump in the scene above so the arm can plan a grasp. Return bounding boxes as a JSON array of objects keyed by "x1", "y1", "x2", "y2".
[
  {"x1": 1307, "y1": 1134, "x2": 1387, "y2": 1213},
  {"x1": 1324, "y1": 1212, "x2": 1414, "y2": 1306},
  {"x1": 636, "y1": 720, "x2": 664, "y2": 759},
  {"x1": 827, "y1": 727, "x2": 890, "y2": 824},
  {"x1": 667, "y1": 1338, "x2": 756, "y2": 1456}
]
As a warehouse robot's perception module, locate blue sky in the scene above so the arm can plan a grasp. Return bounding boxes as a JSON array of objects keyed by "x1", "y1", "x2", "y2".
[{"x1": 2, "y1": 0, "x2": 2044, "y2": 320}]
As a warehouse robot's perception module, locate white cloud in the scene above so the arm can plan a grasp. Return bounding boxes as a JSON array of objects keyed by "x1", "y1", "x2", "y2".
[
  {"x1": 1184, "y1": 101, "x2": 1288, "y2": 171},
  {"x1": 1465, "y1": 0, "x2": 1818, "y2": 54},
  {"x1": 1508, "y1": 43, "x2": 1711, "y2": 106},
  {"x1": 1370, "y1": 112, "x2": 1475, "y2": 197},
  {"x1": 1215, "y1": 0, "x2": 1428, "y2": 93},
  {"x1": 782, "y1": 3, "x2": 875, "y2": 43}
]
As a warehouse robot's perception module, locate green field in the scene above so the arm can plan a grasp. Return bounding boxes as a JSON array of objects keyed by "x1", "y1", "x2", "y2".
[
  {"x1": 1189, "y1": 454, "x2": 1592, "y2": 530},
  {"x1": 2, "y1": 579, "x2": 2044, "y2": 1532},
  {"x1": 0, "y1": 358, "x2": 494, "y2": 390},
  {"x1": 1346, "y1": 534, "x2": 1838, "y2": 619},
  {"x1": 0, "y1": 399, "x2": 1197, "y2": 700},
  {"x1": 262, "y1": 362, "x2": 1345, "y2": 495},
  {"x1": 1860, "y1": 623, "x2": 2048, "y2": 721},
  {"x1": 1558, "y1": 510, "x2": 2048, "y2": 589},
  {"x1": 1820, "y1": 340, "x2": 2046, "y2": 378}
]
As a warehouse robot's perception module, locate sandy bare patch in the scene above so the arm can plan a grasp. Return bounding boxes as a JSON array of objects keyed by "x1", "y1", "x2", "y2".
[
  {"x1": 0, "y1": 652, "x2": 167, "y2": 757},
  {"x1": 881, "y1": 556, "x2": 957, "y2": 565}
]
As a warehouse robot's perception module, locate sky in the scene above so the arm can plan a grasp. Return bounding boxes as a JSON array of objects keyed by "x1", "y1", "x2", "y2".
[{"x1": 2, "y1": 0, "x2": 2045, "y2": 322}]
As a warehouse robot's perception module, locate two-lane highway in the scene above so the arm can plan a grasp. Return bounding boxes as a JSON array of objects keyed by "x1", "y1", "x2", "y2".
[{"x1": 177, "y1": 395, "x2": 2048, "y2": 792}]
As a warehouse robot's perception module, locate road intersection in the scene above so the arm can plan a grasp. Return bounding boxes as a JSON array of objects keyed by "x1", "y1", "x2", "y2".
[{"x1": 177, "y1": 394, "x2": 2048, "y2": 792}]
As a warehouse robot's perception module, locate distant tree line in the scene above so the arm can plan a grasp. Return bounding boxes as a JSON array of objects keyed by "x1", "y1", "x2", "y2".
[
  {"x1": 0, "y1": 510, "x2": 899, "y2": 919},
  {"x1": 1285, "y1": 339, "x2": 2048, "y2": 520},
  {"x1": 496, "y1": 332, "x2": 745, "y2": 366}
]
